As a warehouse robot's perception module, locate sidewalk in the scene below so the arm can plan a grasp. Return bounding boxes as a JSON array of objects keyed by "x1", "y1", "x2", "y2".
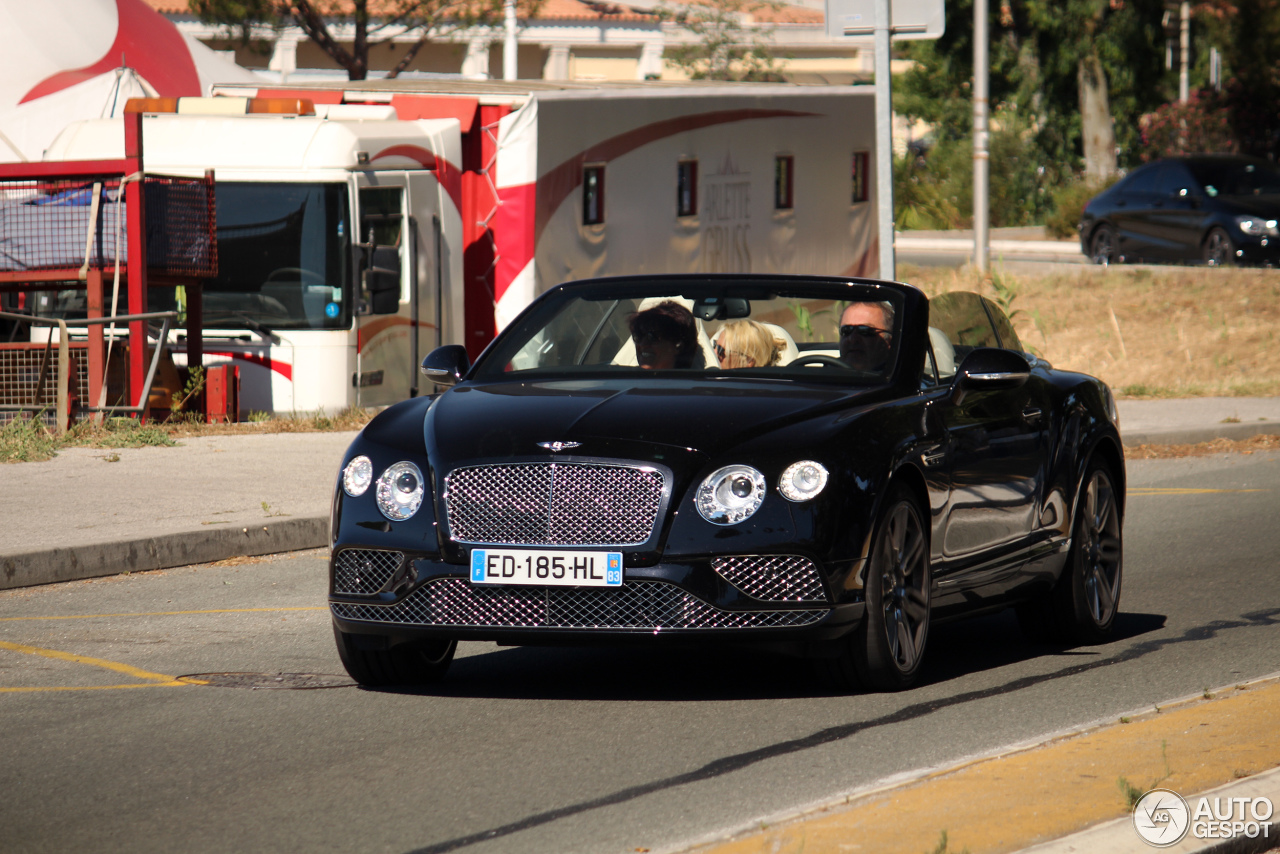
[
  {"x1": 4, "y1": 399, "x2": 1280, "y2": 591},
  {"x1": 895, "y1": 226, "x2": 1085, "y2": 261}
]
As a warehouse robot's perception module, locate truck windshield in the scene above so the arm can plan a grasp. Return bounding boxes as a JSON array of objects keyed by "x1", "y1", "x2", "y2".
[{"x1": 204, "y1": 182, "x2": 352, "y2": 331}]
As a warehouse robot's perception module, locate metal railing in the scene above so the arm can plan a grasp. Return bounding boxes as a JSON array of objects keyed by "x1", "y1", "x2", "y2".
[{"x1": 0, "y1": 310, "x2": 177, "y2": 433}]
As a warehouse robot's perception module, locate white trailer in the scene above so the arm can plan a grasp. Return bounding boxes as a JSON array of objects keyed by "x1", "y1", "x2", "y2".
[{"x1": 44, "y1": 81, "x2": 879, "y2": 415}]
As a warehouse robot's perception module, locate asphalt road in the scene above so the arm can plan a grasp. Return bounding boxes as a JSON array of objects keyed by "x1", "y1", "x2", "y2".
[{"x1": 3, "y1": 452, "x2": 1280, "y2": 854}]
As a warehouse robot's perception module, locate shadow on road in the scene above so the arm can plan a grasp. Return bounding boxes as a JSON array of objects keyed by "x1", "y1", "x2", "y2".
[{"x1": 370, "y1": 609, "x2": 1169, "y2": 702}]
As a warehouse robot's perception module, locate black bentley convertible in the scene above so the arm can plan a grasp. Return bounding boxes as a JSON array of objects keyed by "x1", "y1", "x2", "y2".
[{"x1": 329, "y1": 275, "x2": 1124, "y2": 691}]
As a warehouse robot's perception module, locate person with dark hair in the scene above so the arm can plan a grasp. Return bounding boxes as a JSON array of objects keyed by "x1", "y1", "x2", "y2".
[
  {"x1": 839, "y1": 301, "x2": 894, "y2": 372},
  {"x1": 629, "y1": 300, "x2": 703, "y2": 369}
]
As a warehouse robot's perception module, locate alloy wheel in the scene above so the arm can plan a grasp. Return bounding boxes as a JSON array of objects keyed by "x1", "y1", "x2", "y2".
[
  {"x1": 1079, "y1": 469, "x2": 1122, "y2": 625},
  {"x1": 878, "y1": 502, "x2": 929, "y2": 671}
]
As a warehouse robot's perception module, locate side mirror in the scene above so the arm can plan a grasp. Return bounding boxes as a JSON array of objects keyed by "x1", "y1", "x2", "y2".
[
  {"x1": 361, "y1": 246, "x2": 401, "y2": 316},
  {"x1": 421, "y1": 345, "x2": 470, "y2": 388},
  {"x1": 949, "y1": 347, "x2": 1030, "y2": 406}
]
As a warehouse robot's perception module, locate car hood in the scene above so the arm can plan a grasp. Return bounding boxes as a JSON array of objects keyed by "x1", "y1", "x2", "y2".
[{"x1": 425, "y1": 377, "x2": 875, "y2": 470}]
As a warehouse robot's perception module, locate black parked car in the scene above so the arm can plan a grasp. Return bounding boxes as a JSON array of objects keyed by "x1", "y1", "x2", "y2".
[
  {"x1": 329, "y1": 275, "x2": 1125, "y2": 691},
  {"x1": 1080, "y1": 154, "x2": 1280, "y2": 266}
]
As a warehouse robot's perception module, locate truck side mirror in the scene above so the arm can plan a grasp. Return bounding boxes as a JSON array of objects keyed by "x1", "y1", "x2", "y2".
[
  {"x1": 421, "y1": 345, "x2": 470, "y2": 388},
  {"x1": 361, "y1": 246, "x2": 401, "y2": 315},
  {"x1": 949, "y1": 347, "x2": 1030, "y2": 406}
]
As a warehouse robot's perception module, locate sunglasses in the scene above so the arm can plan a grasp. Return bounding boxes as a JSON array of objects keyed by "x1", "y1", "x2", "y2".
[
  {"x1": 840, "y1": 324, "x2": 889, "y2": 340},
  {"x1": 712, "y1": 340, "x2": 753, "y2": 365}
]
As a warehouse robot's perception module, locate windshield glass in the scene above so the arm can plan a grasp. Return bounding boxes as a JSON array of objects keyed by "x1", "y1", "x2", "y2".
[
  {"x1": 475, "y1": 281, "x2": 904, "y2": 384},
  {"x1": 204, "y1": 182, "x2": 352, "y2": 331},
  {"x1": 1187, "y1": 159, "x2": 1280, "y2": 197}
]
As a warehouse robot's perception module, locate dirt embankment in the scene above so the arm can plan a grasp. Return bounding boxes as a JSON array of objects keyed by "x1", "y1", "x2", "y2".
[{"x1": 899, "y1": 264, "x2": 1280, "y2": 399}]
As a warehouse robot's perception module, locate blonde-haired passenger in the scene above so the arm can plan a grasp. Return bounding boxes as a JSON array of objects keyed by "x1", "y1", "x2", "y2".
[{"x1": 712, "y1": 320, "x2": 786, "y2": 369}]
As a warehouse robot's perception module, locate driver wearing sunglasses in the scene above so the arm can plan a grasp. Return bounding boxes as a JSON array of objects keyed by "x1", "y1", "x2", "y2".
[{"x1": 838, "y1": 301, "x2": 894, "y2": 372}]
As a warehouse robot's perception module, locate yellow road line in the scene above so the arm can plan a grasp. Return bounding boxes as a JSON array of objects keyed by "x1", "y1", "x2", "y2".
[
  {"x1": 0, "y1": 606, "x2": 326, "y2": 623},
  {"x1": 0, "y1": 640, "x2": 199, "y2": 694},
  {"x1": 1128, "y1": 487, "x2": 1265, "y2": 495},
  {"x1": 0, "y1": 682, "x2": 191, "y2": 694}
]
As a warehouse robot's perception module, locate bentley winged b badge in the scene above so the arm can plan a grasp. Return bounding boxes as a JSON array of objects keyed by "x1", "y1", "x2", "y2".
[{"x1": 537, "y1": 441, "x2": 582, "y2": 453}]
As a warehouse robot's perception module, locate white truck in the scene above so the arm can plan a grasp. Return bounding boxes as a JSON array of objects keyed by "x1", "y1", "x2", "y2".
[{"x1": 43, "y1": 80, "x2": 878, "y2": 416}]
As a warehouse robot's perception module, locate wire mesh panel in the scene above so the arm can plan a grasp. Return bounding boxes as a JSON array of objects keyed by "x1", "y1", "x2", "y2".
[
  {"x1": 0, "y1": 342, "x2": 89, "y2": 428},
  {"x1": 711, "y1": 555, "x2": 829, "y2": 603},
  {"x1": 0, "y1": 175, "x2": 216, "y2": 277},
  {"x1": 0, "y1": 178, "x2": 126, "y2": 272},
  {"x1": 144, "y1": 176, "x2": 217, "y2": 278}
]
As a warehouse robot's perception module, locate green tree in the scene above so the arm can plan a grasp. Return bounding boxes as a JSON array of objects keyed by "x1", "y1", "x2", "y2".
[
  {"x1": 895, "y1": 0, "x2": 1173, "y2": 173},
  {"x1": 657, "y1": 0, "x2": 786, "y2": 81},
  {"x1": 190, "y1": 0, "x2": 508, "y2": 80},
  {"x1": 1196, "y1": 0, "x2": 1280, "y2": 157}
]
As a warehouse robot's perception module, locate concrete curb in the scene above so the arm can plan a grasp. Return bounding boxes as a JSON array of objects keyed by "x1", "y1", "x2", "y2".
[
  {"x1": 896, "y1": 236, "x2": 1082, "y2": 256},
  {"x1": 0, "y1": 516, "x2": 328, "y2": 590},
  {"x1": 1122, "y1": 421, "x2": 1280, "y2": 447}
]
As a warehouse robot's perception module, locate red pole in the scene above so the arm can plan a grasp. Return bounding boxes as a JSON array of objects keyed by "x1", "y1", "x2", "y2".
[{"x1": 123, "y1": 109, "x2": 148, "y2": 420}]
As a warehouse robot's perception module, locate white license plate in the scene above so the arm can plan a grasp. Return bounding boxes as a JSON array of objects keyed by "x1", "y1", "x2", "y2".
[{"x1": 470, "y1": 548, "x2": 623, "y2": 587}]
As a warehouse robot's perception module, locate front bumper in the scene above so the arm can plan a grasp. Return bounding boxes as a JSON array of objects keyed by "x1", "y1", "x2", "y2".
[{"x1": 329, "y1": 548, "x2": 862, "y2": 645}]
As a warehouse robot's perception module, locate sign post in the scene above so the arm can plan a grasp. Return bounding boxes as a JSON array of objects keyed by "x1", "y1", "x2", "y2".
[{"x1": 825, "y1": 0, "x2": 944, "y2": 282}]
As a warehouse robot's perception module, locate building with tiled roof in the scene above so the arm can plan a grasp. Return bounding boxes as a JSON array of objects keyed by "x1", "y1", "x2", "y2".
[{"x1": 147, "y1": 0, "x2": 867, "y2": 84}]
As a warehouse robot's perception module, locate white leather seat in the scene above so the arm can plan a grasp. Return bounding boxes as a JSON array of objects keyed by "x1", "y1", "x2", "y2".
[{"x1": 929, "y1": 326, "x2": 957, "y2": 381}]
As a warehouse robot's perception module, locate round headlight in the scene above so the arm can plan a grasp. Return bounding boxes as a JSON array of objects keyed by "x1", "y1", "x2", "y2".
[
  {"x1": 342, "y1": 455, "x2": 373, "y2": 496},
  {"x1": 779, "y1": 461, "x2": 829, "y2": 502},
  {"x1": 696, "y1": 464, "x2": 766, "y2": 525},
  {"x1": 376, "y1": 461, "x2": 425, "y2": 521}
]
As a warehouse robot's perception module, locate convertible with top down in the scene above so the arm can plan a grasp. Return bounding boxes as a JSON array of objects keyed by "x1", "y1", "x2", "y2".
[{"x1": 328, "y1": 274, "x2": 1125, "y2": 691}]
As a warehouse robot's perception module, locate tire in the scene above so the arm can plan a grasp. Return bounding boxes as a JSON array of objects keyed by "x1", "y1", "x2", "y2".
[
  {"x1": 1090, "y1": 225, "x2": 1118, "y2": 265},
  {"x1": 1017, "y1": 460, "x2": 1122, "y2": 645},
  {"x1": 1203, "y1": 227, "x2": 1236, "y2": 267},
  {"x1": 819, "y1": 486, "x2": 931, "y2": 692},
  {"x1": 333, "y1": 626, "x2": 457, "y2": 687}
]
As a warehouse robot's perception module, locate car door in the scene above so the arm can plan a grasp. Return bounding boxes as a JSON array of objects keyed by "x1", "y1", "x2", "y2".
[
  {"x1": 928, "y1": 293, "x2": 1048, "y2": 599},
  {"x1": 1149, "y1": 161, "x2": 1211, "y2": 261},
  {"x1": 1110, "y1": 163, "x2": 1165, "y2": 260}
]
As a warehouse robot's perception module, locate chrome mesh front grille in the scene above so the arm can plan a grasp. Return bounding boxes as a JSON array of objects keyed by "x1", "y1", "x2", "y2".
[
  {"x1": 332, "y1": 549, "x2": 403, "y2": 595},
  {"x1": 331, "y1": 579, "x2": 828, "y2": 630},
  {"x1": 444, "y1": 463, "x2": 664, "y2": 546},
  {"x1": 712, "y1": 555, "x2": 829, "y2": 603}
]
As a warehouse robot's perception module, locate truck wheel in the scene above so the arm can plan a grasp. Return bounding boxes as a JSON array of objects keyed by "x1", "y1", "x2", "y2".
[{"x1": 334, "y1": 626, "x2": 456, "y2": 687}]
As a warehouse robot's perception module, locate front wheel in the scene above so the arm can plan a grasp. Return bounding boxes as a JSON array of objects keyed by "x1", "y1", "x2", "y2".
[
  {"x1": 1090, "y1": 225, "x2": 1118, "y2": 265},
  {"x1": 1203, "y1": 227, "x2": 1236, "y2": 267},
  {"x1": 818, "y1": 486, "x2": 931, "y2": 692},
  {"x1": 334, "y1": 626, "x2": 457, "y2": 687}
]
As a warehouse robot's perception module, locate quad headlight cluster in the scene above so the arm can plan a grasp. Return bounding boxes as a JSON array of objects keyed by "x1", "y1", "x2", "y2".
[
  {"x1": 696, "y1": 460, "x2": 829, "y2": 525},
  {"x1": 342, "y1": 455, "x2": 425, "y2": 521}
]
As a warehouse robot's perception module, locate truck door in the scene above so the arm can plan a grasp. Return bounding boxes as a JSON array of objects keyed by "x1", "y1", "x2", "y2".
[{"x1": 353, "y1": 177, "x2": 411, "y2": 407}]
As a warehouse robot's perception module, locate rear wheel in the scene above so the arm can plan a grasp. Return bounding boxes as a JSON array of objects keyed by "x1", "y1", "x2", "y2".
[
  {"x1": 1203, "y1": 227, "x2": 1236, "y2": 267},
  {"x1": 819, "y1": 486, "x2": 931, "y2": 692},
  {"x1": 333, "y1": 626, "x2": 457, "y2": 687},
  {"x1": 1017, "y1": 460, "x2": 1122, "y2": 644},
  {"x1": 1090, "y1": 225, "x2": 1118, "y2": 265}
]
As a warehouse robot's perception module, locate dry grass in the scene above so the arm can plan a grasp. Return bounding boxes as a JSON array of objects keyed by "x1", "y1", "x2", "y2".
[
  {"x1": 1126, "y1": 433, "x2": 1280, "y2": 459},
  {"x1": 899, "y1": 263, "x2": 1280, "y2": 398}
]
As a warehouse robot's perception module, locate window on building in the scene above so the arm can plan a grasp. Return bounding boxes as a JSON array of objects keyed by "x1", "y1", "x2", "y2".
[
  {"x1": 583, "y1": 165, "x2": 605, "y2": 225},
  {"x1": 677, "y1": 160, "x2": 698, "y2": 217},
  {"x1": 851, "y1": 151, "x2": 870, "y2": 204},
  {"x1": 774, "y1": 155, "x2": 794, "y2": 210}
]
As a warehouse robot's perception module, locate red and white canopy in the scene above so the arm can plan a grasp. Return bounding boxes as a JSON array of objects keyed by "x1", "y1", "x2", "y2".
[{"x1": 0, "y1": 0, "x2": 259, "y2": 162}]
